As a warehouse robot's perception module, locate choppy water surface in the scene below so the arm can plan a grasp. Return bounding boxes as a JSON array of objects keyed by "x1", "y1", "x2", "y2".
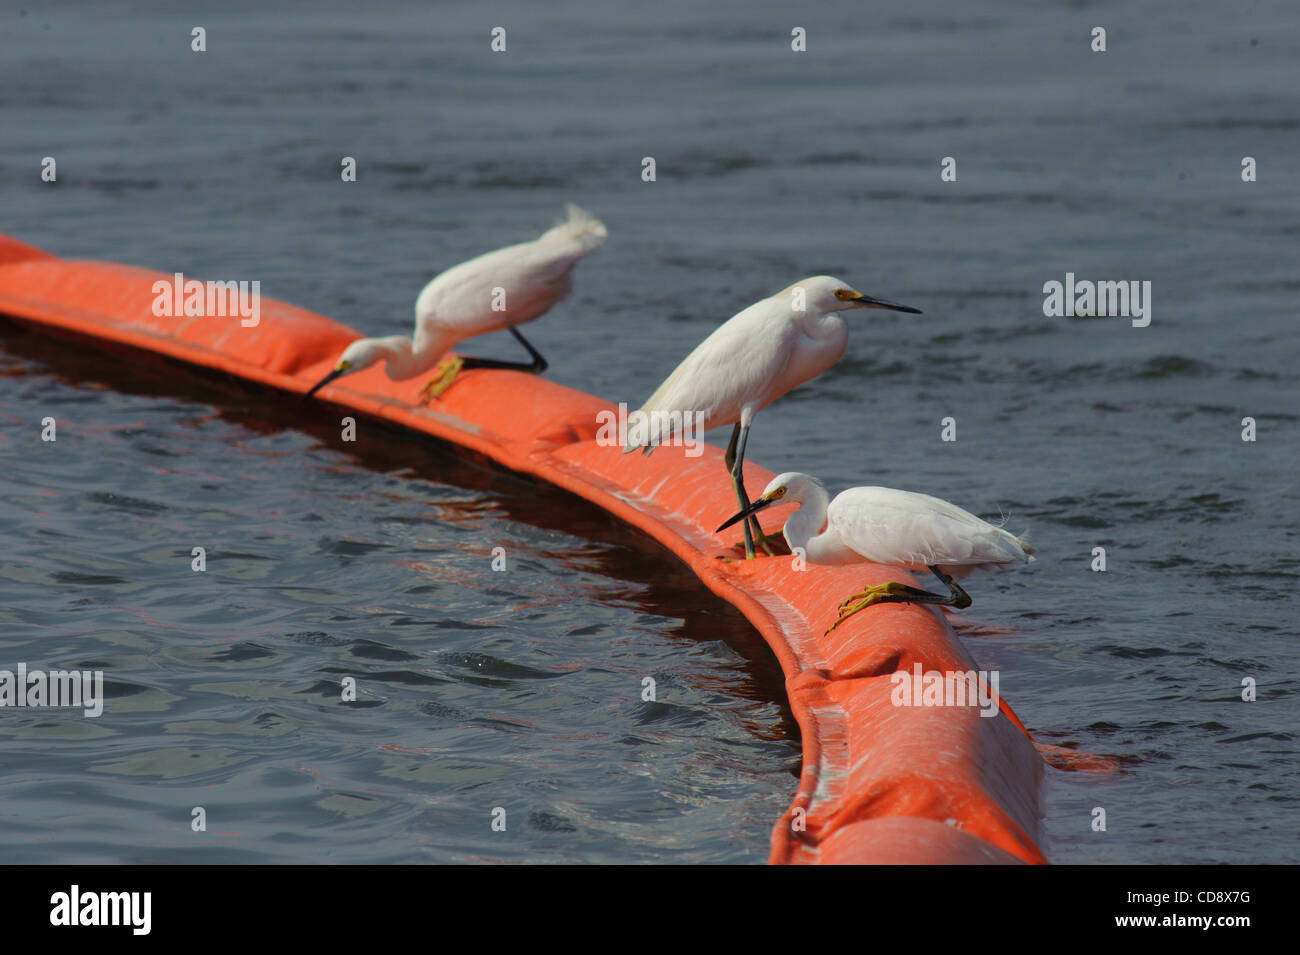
[{"x1": 2, "y1": 0, "x2": 1297, "y2": 863}]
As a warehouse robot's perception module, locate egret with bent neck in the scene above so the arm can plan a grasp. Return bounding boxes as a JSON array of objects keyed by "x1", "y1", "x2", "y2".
[
  {"x1": 718, "y1": 472, "x2": 1034, "y2": 633},
  {"x1": 304, "y1": 204, "x2": 606, "y2": 400}
]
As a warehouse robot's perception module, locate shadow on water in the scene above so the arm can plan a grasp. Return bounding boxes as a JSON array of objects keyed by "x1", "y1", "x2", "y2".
[{"x1": 0, "y1": 314, "x2": 800, "y2": 748}]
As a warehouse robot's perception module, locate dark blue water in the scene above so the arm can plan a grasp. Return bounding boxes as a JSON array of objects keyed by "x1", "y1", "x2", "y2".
[{"x1": 2, "y1": 0, "x2": 1297, "y2": 863}]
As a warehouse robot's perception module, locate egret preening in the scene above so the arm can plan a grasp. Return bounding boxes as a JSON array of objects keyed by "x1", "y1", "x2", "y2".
[
  {"x1": 623, "y1": 276, "x2": 920, "y2": 558},
  {"x1": 718, "y1": 472, "x2": 1033, "y2": 633},
  {"x1": 305, "y1": 204, "x2": 607, "y2": 401}
]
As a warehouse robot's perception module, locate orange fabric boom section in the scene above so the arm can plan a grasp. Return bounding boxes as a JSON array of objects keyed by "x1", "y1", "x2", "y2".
[{"x1": 0, "y1": 234, "x2": 1047, "y2": 864}]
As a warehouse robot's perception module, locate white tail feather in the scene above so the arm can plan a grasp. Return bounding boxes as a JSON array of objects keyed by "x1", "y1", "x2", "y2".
[
  {"x1": 1017, "y1": 529, "x2": 1036, "y2": 561},
  {"x1": 540, "y1": 203, "x2": 608, "y2": 253}
]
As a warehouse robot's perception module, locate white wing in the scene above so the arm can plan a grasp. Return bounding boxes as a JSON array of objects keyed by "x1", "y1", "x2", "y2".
[
  {"x1": 416, "y1": 205, "x2": 607, "y2": 337},
  {"x1": 626, "y1": 302, "x2": 799, "y2": 450},
  {"x1": 828, "y1": 486, "x2": 1031, "y2": 569}
]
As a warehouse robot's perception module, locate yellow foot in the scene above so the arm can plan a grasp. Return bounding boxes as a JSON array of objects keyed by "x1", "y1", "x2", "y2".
[
  {"x1": 418, "y1": 358, "x2": 464, "y2": 404},
  {"x1": 825, "y1": 581, "x2": 914, "y2": 635}
]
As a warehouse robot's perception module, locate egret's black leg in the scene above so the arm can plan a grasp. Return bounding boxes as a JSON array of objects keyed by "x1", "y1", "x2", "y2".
[
  {"x1": 927, "y1": 565, "x2": 973, "y2": 609},
  {"x1": 456, "y1": 326, "x2": 549, "y2": 373},
  {"x1": 723, "y1": 422, "x2": 739, "y2": 474},
  {"x1": 728, "y1": 421, "x2": 778, "y2": 557},
  {"x1": 723, "y1": 425, "x2": 750, "y2": 546},
  {"x1": 725, "y1": 422, "x2": 760, "y2": 559}
]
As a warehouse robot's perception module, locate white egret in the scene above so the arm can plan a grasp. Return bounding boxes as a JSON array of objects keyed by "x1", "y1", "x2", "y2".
[
  {"x1": 718, "y1": 472, "x2": 1033, "y2": 633},
  {"x1": 623, "y1": 276, "x2": 920, "y2": 558},
  {"x1": 305, "y1": 204, "x2": 607, "y2": 401}
]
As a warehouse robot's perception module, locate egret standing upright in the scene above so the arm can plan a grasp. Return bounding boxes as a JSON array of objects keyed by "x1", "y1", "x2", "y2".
[
  {"x1": 718, "y1": 472, "x2": 1034, "y2": 632},
  {"x1": 305, "y1": 204, "x2": 607, "y2": 401},
  {"x1": 623, "y1": 276, "x2": 920, "y2": 558}
]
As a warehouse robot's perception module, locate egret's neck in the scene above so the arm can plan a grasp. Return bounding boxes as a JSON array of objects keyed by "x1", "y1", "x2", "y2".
[
  {"x1": 783, "y1": 485, "x2": 839, "y2": 563},
  {"x1": 799, "y1": 310, "x2": 848, "y2": 349},
  {"x1": 385, "y1": 327, "x2": 457, "y2": 380}
]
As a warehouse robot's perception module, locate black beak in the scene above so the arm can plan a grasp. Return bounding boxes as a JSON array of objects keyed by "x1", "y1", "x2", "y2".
[
  {"x1": 717, "y1": 495, "x2": 777, "y2": 533},
  {"x1": 853, "y1": 294, "x2": 922, "y2": 314},
  {"x1": 303, "y1": 367, "x2": 346, "y2": 400}
]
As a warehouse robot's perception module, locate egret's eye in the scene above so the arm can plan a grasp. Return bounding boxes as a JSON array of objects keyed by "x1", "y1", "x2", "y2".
[
  {"x1": 833, "y1": 289, "x2": 852, "y2": 301},
  {"x1": 773, "y1": 487, "x2": 786, "y2": 498}
]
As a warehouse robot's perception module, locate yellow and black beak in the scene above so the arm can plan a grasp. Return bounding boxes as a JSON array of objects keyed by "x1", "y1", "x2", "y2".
[
  {"x1": 852, "y1": 293, "x2": 922, "y2": 314},
  {"x1": 304, "y1": 362, "x2": 350, "y2": 400},
  {"x1": 717, "y1": 492, "x2": 780, "y2": 533}
]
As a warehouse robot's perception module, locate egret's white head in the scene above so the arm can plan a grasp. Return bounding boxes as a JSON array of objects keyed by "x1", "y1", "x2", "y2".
[
  {"x1": 304, "y1": 335, "x2": 410, "y2": 398},
  {"x1": 760, "y1": 471, "x2": 826, "y2": 503},
  {"x1": 337, "y1": 336, "x2": 407, "y2": 373},
  {"x1": 786, "y1": 275, "x2": 922, "y2": 316},
  {"x1": 716, "y1": 472, "x2": 827, "y2": 533}
]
